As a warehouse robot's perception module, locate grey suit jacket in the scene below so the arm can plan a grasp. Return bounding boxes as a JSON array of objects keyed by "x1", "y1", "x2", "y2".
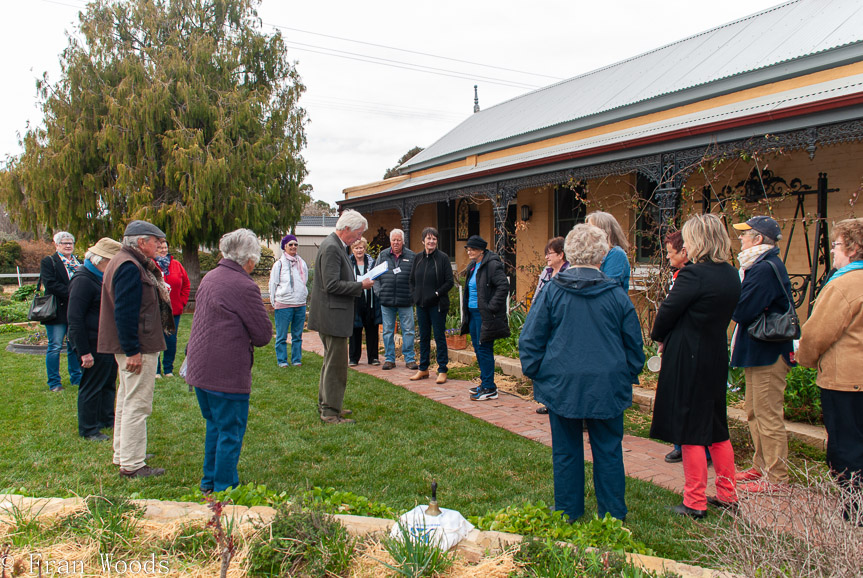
[{"x1": 308, "y1": 232, "x2": 364, "y2": 337}]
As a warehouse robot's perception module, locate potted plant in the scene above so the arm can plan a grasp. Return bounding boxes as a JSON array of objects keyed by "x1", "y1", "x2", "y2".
[{"x1": 445, "y1": 315, "x2": 467, "y2": 350}]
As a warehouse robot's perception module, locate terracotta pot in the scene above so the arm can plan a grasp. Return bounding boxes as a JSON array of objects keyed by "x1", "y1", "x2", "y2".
[{"x1": 446, "y1": 334, "x2": 467, "y2": 350}]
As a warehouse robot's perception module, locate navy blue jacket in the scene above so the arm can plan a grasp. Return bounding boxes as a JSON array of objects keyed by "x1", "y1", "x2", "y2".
[
  {"x1": 730, "y1": 248, "x2": 795, "y2": 368},
  {"x1": 519, "y1": 267, "x2": 644, "y2": 419}
]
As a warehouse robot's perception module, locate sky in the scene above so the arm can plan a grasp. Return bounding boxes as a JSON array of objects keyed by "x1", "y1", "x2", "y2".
[{"x1": 0, "y1": 0, "x2": 786, "y2": 208}]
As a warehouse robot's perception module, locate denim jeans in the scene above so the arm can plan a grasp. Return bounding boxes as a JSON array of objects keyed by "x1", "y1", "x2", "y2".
[
  {"x1": 381, "y1": 306, "x2": 415, "y2": 363},
  {"x1": 195, "y1": 387, "x2": 249, "y2": 492},
  {"x1": 468, "y1": 308, "x2": 495, "y2": 390},
  {"x1": 158, "y1": 314, "x2": 183, "y2": 374},
  {"x1": 45, "y1": 323, "x2": 82, "y2": 389},
  {"x1": 274, "y1": 306, "x2": 306, "y2": 366},
  {"x1": 416, "y1": 305, "x2": 447, "y2": 373}
]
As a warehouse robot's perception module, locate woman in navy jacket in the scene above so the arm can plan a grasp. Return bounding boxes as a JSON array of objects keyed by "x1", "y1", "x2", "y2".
[{"x1": 40, "y1": 231, "x2": 83, "y2": 391}]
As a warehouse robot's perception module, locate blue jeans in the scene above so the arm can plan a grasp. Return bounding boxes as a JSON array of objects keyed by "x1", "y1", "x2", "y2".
[
  {"x1": 416, "y1": 305, "x2": 448, "y2": 373},
  {"x1": 275, "y1": 306, "x2": 306, "y2": 366},
  {"x1": 195, "y1": 388, "x2": 249, "y2": 492},
  {"x1": 158, "y1": 314, "x2": 182, "y2": 374},
  {"x1": 45, "y1": 323, "x2": 82, "y2": 389},
  {"x1": 381, "y1": 306, "x2": 416, "y2": 363},
  {"x1": 549, "y1": 411, "x2": 627, "y2": 522},
  {"x1": 468, "y1": 308, "x2": 495, "y2": 390}
]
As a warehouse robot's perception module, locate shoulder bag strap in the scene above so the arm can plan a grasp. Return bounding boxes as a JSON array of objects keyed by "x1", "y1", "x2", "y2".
[{"x1": 764, "y1": 259, "x2": 794, "y2": 310}]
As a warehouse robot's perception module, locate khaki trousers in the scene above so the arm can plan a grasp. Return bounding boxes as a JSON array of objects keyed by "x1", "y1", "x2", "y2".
[
  {"x1": 744, "y1": 357, "x2": 790, "y2": 483},
  {"x1": 112, "y1": 352, "x2": 159, "y2": 471},
  {"x1": 318, "y1": 333, "x2": 349, "y2": 417}
]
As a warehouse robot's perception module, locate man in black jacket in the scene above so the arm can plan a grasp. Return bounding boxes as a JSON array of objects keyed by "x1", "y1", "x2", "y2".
[
  {"x1": 68, "y1": 238, "x2": 122, "y2": 441},
  {"x1": 374, "y1": 229, "x2": 418, "y2": 370}
]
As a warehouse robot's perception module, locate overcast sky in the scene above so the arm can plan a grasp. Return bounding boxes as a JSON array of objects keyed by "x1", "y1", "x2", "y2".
[{"x1": 1, "y1": 0, "x2": 784, "y2": 208}]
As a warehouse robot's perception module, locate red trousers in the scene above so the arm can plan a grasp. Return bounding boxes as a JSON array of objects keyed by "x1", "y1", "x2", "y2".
[{"x1": 682, "y1": 440, "x2": 737, "y2": 510}]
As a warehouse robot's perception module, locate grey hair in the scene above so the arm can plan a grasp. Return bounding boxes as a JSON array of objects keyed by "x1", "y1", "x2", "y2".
[
  {"x1": 85, "y1": 251, "x2": 105, "y2": 266},
  {"x1": 219, "y1": 228, "x2": 261, "y2": 266},
  {"x1": 53, "y1": 231, "x2": 74, "y2": 244},
  {"x1": 390, "y1": 228, "x2": 405, "y2": 242},
  {"x1": 123, "y1": 235, "x2": 151, "y2": 248},
  {"x1": 336, "y1": 209, "x2": 368, "y2": 232},
  {"x1": 564, "y1": 224, "x2": 609, "y2": 266}
]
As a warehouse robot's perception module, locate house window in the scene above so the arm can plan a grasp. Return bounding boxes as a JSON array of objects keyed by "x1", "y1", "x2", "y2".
[
  {"x1": 437, "y1": 201, "x2": 456, "y2": 260},
  {"x1": 635, "y1": 173, "x2": 661, "y2": 262},
  {"x1": 554, "y1": 184, "x2": 586, "y2": 237}
]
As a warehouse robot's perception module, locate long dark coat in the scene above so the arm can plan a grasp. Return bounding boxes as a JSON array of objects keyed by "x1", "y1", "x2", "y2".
[
  {"x1": 649, "y1": 261, "x2": 741, "y2": 446},
  {"x1": 459, "y1": 250, "x2": 510, "y2": 342},
  {"x1": 40, "y1": 253, "x2": 78, "y2": 325}
]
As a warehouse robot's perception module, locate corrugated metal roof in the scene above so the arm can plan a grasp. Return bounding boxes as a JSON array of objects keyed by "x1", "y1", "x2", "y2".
[
  {"x1": 402, "y1": 0, "x2": 863, "y2": 171},
  {"x1": 366, "y1": 72, "x2": 863, "y2": 197},
  {"x1": 298, "y1": 215, "x2": 339, "y2": 227}
]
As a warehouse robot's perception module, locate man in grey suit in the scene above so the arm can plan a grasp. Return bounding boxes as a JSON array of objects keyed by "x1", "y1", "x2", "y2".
[{"x1": 308, "y1": 210, "x2": 374, "y2": 424}]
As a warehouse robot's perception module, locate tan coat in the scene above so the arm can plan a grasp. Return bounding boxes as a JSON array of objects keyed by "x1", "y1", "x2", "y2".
[{"x1": 796, "y1": 270, "x2": 863, "y2": 392}]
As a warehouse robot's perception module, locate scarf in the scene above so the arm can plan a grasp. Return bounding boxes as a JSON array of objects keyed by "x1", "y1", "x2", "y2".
[
  {"x1": 737, "y1": 244, "x2": 773, "y2": 280},
  {"x1": 825, "y1": 260, "x2": 863, "y2": 286},
  {"x1": 280, "y1": 253, "x2": 306, "y2": 290},
  {"x1": 83, "y1": 259, "x2": 103, "y2": 280},
  {"x1": 154, "y1": 255, "x2": 171, "y2": 277},
  {"x1": 127, "y1": 245, "x2": 175, "y2": 335},
  {"x1": 58, "y1": 252, "x2": 81, "y2": 279}
]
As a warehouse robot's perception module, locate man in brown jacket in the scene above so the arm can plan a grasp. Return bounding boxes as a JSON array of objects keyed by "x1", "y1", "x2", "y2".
[{"x1": 98, "y1": 220, "x2": 168, "y2": 478}]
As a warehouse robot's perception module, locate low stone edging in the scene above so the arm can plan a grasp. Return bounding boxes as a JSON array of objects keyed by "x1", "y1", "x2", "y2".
[{"x1": 0, "y1": 494, "x2": 735, "y2": 577}]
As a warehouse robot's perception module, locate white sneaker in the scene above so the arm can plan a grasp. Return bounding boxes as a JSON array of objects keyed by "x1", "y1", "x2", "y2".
[
  {"x1": 155, "y1": 374, "x2": 162, "y2": 379},
  {"x1": 164, "y1": 373, "x2": 174, "y2": 378}
]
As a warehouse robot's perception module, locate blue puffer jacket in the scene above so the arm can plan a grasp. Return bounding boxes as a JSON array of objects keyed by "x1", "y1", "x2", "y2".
[{"x1": 519, "y1": 267, "x2": 644, "y2": 419}]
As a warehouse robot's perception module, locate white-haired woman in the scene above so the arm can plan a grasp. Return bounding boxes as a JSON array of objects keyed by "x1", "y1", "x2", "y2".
[
  {"x1": 650, "y1": 214, "x2": 741, "y2": 519},
  {"x1": 67, "y1": 238, "x2": 123, "y2": 440},
  {"x1": 185, "y1": 229, "x2": 273, "y2": 493},
  {"x1": 40, "y1": 231, "x2": 83, "y2": 392},
  {"x1": 586, "y1": 211, "x2": 631, "y2": 291},
  {"x1": 520, "y1": 224, "x2": 644, "y2": 522}
]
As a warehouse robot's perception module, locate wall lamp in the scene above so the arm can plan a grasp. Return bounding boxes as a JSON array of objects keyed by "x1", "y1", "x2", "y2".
[{"x1": 520, "y1": 204, "x2": 532, "y2": 222}]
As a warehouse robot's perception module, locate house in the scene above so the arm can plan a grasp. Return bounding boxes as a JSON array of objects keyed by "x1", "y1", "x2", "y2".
[
  {"x1": 338, "y1": 0, "x2": 863, "y2": 319},
  {"x1": 267, "y1": 215, "x2": 338, "y2": 263}
]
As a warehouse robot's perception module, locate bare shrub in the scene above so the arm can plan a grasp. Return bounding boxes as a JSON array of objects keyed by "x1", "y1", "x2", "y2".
[
  {"x1": 16, "y1": 239, "x2": 54, "y2": 273},
  {"x1": 698, "y1": 463, "x2": 863, "y2": 577}
]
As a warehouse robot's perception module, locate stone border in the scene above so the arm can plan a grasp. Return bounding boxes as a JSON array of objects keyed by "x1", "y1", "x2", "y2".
[
  {"x1": 0, "y1": 494, "x2": 737, "y2": 578},
  {"x1": 5, "y1": 337, "x2": 48, "y2": 355}
]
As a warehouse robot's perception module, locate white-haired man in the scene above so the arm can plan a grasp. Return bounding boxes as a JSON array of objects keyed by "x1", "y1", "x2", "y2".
[
  {"x1": 308, "y1": 210, "x2": 374, "y2": 424},
  {"x1": 374, "y1": 229, "x2": 418, "y2": 371},
  {"x1": 98, "y1": 220, "x2": 170, "y2": 478}
]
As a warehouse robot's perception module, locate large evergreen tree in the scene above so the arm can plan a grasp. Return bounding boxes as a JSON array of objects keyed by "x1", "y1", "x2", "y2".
[{"x1": 1, "y1": 0, "x2": 309, "y2": 287}]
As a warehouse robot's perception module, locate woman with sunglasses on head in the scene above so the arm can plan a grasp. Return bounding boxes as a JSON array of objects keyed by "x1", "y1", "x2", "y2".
[{"x1": 269, "y1": 234, "x2": 309, "y2": 367}]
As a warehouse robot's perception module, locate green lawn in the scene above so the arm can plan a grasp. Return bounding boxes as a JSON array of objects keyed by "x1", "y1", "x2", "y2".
[{"x1": 0, "y1": 318, "x2": 719, "y2": 565}]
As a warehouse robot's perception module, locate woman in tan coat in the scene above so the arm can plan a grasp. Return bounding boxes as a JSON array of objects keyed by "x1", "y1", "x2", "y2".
[{"x1": 797, "y1": 217, "x2": 863, "y2": 527}]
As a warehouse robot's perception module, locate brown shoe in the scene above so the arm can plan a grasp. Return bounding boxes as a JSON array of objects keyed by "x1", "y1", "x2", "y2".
[
  {"x1": 405, "y1": 362, "x2": 419, "y2": 370},
  {"x1": 382, "y1": 361, "x2": 396, "y2": 370},
  {"x1": 436, "y1": 372, "x2": 448, "y2": 384},
  {"x1": 410, "y1": 370, "x2": 430, "y2": 381},
  {"x1": 321, "y1": 415, "x2": 355, "y2": 425},
  {"x1": 339, "y1": 409, "x2": 353, "y2": 417},
  {"x1": 120, "y1": 465, "x2": 165, "y2": 478}
]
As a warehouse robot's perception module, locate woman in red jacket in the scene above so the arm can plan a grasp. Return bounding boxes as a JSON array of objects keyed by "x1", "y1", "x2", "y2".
[{"x1": 154, "y1": 238, "x2": 190, "y2": 377}]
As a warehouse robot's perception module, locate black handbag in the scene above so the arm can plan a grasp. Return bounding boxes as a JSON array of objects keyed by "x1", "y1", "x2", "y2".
[
  {"x1": 27, "y1": 277, "x2": 58, "y2": 323},
  {"x1": 747, "y1": 259, "x2": 800, "y2": 342}
]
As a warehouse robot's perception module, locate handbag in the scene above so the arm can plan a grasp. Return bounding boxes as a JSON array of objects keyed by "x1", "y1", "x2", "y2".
[
  {"x1": 27, "y1": 277, "x2": 58, "y2": 323},
  {"x1": 747, "y1": 259, "x2": 800, "y2": 342}
]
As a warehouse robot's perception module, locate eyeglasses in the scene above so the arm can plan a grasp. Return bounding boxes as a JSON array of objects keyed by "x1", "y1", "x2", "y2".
[
  {"x1": 286, "y1": 243, "x2": 298, "y2": 247},
  {"x1": 58, "y1": 241, "x2": 74, "y2": 245},
  {"x1": 831, "y1": 241, "x2": 844, "y2": 249}
]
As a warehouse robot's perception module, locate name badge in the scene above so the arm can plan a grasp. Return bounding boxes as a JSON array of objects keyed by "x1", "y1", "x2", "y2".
[{"x1": 392, "y1": 267, "x2": 402, "y2": 275}]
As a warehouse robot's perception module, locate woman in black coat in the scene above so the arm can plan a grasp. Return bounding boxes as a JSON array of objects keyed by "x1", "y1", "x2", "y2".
[
  {"x1": 40, "y1": 231, "x2": 83, "y2": 392},
  {"x1": 650, "y1": 214, "x2": 741, "y2": 519},
  {"x1": 460, "y1": 235, "x2": 510, "y2": 401},
  {"x1": 67, "y1": 238, "x2": 122, "y2": 440},
  {"x1": 348, "y1": 238, "x2": 382, "y2": 366}
]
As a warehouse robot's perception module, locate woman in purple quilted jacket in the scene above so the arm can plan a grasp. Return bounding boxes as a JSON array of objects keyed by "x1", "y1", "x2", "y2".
[{"x1": 185, "y1": 229, "x2": 272, "y2": 493}]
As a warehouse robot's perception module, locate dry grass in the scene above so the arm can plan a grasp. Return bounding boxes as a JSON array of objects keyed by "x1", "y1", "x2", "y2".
[{"x1": 350, "y1": 538, "x2": 519, "y2": 578}]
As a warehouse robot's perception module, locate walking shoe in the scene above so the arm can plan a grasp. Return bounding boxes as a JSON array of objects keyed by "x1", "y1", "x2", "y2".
[
  {"x1": 470, "y1": 388, "x2": 498, "y2": 401},
  {"x1": 292, "y1": 362, "x2": 302, "y2": 366},
  {"x1": 49, "y1": 386, "x2": 65, "y2": 393},
  {"x1": 707, "y1": 496, "x2": 739, "y2": 512},
  {"x1": 405, "y1": 362, "x2": 419, "y2": 370},
  {"x1": 164, "y1": 373, "x2": 174, "y2": 378},
  {"x1": 120, "y1": 465, "x2": 165, "y2": 478},
  {"x1": 469, "y1": 386, "x2": 480, "y2": 395},
  {"x1": 436, "y1": 372, "x2": 447, "y2": 384},
  {"x1": 155, "y1": 374, "x2": 162, "y2": 379},
  {"x1": 278, "y1": 363, "x2": 289, "y2": 368},
  {"x1": 382, "y1": 361, "x2": 396, "y2": 370},
  {"x1": 664, "y1": 449, "x2": 682, "y2": 463},
  {"x1": 735, "y1": 468, "x2": 762, "y2": 482},
  {"x1": 369, "y1": 359, "x2": 381, "y2": 366},
  {"x1": 668, "y1": 503, "x2": 706, "y2": 519},
  {"x1": 84, "y1": 432, "x2": 110, "y2": 442},
  {"x1": 410, "y1": 370, "x2": 429, "y2": 381},
  {"x1": 536, "y1": 406, "x2": 548, "y2": 415},
  {"x1": 321, "y1": 415, "x2": 355, "y2": 425},
  {"x1": 339, "y1": 409, "x2": 353, "y2": 417},
  {"x1": 349, "y1": 361, "x2": 359, "y2": 367}
]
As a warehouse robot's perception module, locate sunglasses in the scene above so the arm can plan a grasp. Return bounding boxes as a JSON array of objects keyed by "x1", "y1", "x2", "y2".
[{"x1": 286, "y1": 243, "x2": 298, "y2": 247}]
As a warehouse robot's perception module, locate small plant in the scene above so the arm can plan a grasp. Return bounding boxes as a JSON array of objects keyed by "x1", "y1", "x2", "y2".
[
  {"x1": 179, "y1": 483, "x2": 289, "y2": 507},
  {"x1": 303, "y1": 486, "x2": 395, "y2": 519},
  {"x1": 247, "y1": 503, "x2": 355, "y2": 577},
  {"x1": 206, "y1": 499, "x2": 237, "y2": 578},
  {"x1": 10, "y1": 284, "x2": 37, "y2": 302},
  {"x1": 513, "y1": 538, "x2": 678, "y2": 578},
  {"x1": 0, "y1": 499, "x2": 50, "y2": 547},
  {"x1": 784, "y1": 366, "x2": 821, "y2": 424},
  {"x1": 376, "y1": 521, "x2": 454, "y2": 577},
  {"x1": 60, "y1": 495, "x2": 143, "y2": 553},
  {"x1": 158, "y1": 522, "x2": 217, "y2": 563}
]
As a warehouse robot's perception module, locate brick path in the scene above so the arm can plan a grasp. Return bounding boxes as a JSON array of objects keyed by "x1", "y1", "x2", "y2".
[{"x1": 301, "y1": 331, "x2": 703, "y2": 496}]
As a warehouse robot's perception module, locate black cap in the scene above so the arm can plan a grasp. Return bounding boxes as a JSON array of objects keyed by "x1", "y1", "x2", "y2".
[
  {"x1": 465, "y1": 235, "x2": 487, "y2": 250},
  {"x1": 733, "y1": 216, "x2": 781, "y2": 241},
  {"x1": 123, "y1": 220, "x2": 166, "y2": 238}
]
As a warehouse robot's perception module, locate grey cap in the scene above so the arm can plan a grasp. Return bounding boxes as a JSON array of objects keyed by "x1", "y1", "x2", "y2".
[{"x1": 123, "y1": 220, "x2": 166, "y2": 238}]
